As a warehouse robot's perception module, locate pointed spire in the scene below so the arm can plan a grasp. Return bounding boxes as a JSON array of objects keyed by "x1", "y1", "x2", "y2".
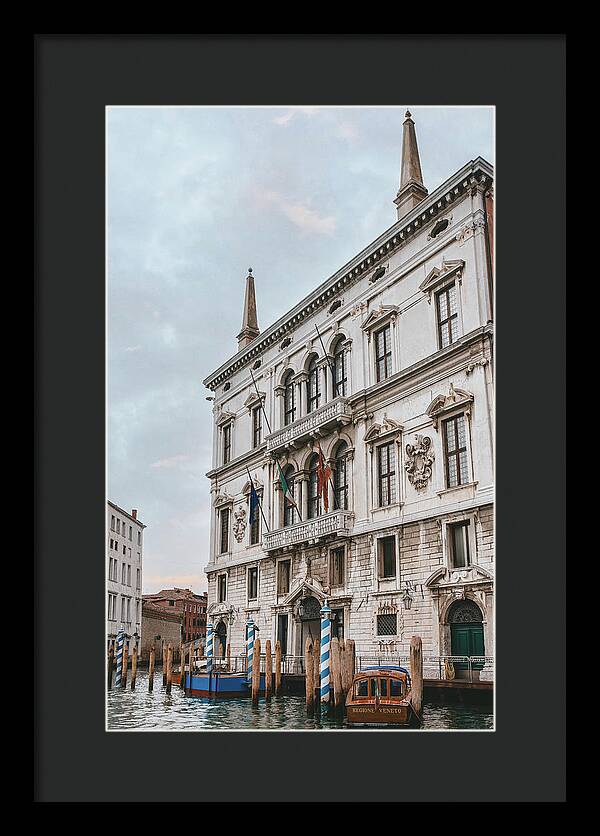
[
  {"x1": 237, "y1": 267, "x2": 260, "y2": 350},
  {"x1": 394, "y1": 110, "x2": 428, "y2": 221}
]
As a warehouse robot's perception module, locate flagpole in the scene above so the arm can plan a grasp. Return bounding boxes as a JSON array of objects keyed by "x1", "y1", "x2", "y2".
[
  {"x1": 249, "y1": 368, "x2": 272, "y2": 435},
  {"x1": 314, "y1": 323, "x2": 337, "y2": 397},
  {"x1": 245, "y1": 466, "x2": 270, "y2": 533}
]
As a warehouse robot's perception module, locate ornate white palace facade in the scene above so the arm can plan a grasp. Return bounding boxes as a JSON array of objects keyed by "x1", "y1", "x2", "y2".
[{"x1": 202, "y1": 113, "x2": 494, "y2": 672}]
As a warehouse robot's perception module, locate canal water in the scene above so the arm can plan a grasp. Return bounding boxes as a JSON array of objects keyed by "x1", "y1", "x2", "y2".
[{"x1": 108, "y1": 671, "x2": 493, "y2": 731}]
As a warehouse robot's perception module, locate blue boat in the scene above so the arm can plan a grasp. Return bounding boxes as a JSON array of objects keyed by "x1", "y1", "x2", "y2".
[{"x1": 185, "y1": 670, "x2": 266, "y2": 698}]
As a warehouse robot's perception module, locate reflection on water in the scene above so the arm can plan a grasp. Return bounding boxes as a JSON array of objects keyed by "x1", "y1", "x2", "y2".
[{"x1": 107, "y1": 670, "x2": 493, "y2": 731}]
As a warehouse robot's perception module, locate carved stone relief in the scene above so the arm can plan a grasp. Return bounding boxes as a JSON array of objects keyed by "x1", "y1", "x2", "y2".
[
  {"x1": 404, "y1": 435, "x2": 435, "y2": 491},
  {"x1": 233, "y1": 507, "x2": 247, "y2": 542}
]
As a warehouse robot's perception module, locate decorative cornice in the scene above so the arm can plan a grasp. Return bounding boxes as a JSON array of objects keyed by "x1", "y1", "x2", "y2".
[{"x1": 203, "y1": 158, "x2": 493, "y2": 390}]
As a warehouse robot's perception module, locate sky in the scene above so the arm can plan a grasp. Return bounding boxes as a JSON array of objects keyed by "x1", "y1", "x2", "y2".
[{"x1": 107, "y1": 105, "x2": 494, "y2": 594}]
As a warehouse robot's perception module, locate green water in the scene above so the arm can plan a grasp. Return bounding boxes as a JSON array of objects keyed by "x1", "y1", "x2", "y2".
[{"x1": 108, "y1": 670, "x2": 493, "y2": 731}]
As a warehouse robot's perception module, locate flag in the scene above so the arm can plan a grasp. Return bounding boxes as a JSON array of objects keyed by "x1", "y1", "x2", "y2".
[
  {"x1": 276, "y1": 459, "x2": 295, "y2": 506},
  {"x1": 248, "y1": 480, "x2": 260, "y2": 526},
  {"x1": 316, "y1": 442, "x2": 332, "y2": 512}
]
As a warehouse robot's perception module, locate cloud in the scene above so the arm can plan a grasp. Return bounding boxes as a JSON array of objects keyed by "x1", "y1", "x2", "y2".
[
  {"x1": 143, "y1": 573, "x2": 207, "y2": 592},
  {"x1": 150, "y1": 454, "x2": 189, "y2": 469},
  {"x1": 125, "y1": 344, "x2": 141, "y2": 352},
  {"x1": 259, "y1": 190, "x2": 336, "y2": 236},
  {"x1": 273, "y1": 106, "x2": 321, "y2": 126}
]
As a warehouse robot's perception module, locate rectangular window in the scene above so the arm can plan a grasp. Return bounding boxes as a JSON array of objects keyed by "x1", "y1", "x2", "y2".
[
  {"x1": 330, "y1": 547, "x2": 345, "y2": 587},
  {"x1": 120, "y1": 597, "x2": 125, "y2": 621},
  {"x1": 111, "y1": 515, "x2": 115, "y2": 531},
  {"x1": 436, "y1": 282, "x2": 459, "y2": 349},
  {"x1": 222, "y1": 424, "x2": 232, "y2": 465},
  {"x1": 277, "y1": 559, "x2": 291, "y2": 595},
  {"x1": 220, "y1": 508, "x2": 230, "y2": 553},
  {"x1": 449, "y1": 521, "x2": 471, "y2": 569},
  {"x1": 277, "y1": 613, "x2": 288, "y2": 655},
  {"x1": 129, "y1": 525, "x2": 132, "y2": 541},
  {"x1": 378, "y1": 536, "x2": 396, "y2": 579},
  {"x1": 374, "y1": 325, "x2": 392, "y2": 382},
  {"x1": 127, "y1": 565, "x2": 131, "y2": 586},
  {"x1": 377, "y1": 442, "x2": 396, "y2": 507},
  {"x1": 126, "y1": 598, "x2": 131, "y2": 622},
  {"x1": 249, "y1": 506, "x2": 260, "y2": 545},
  {"x1": 136, "y1": 568, "x2": 140, "y2": 589},
  {"x1": 247, "y1": 567, "x2": 258, "y2": 601},
  {"x1": 116, "y1": 519, "x2": 121, "y2": 534},
  {"x1": 443, "y1": 414, "x2": 469, "y2": 487},
  {"x1": 218, "y1": 574, "x2": 227, "y2": 603},
  {"x1": 376, "y1": 612, "x2": 397, "y2": 635},
  {"x1": 252, "y1": 406, "x2": 262, "y2": 449},
  {"x1": 332, "y1": 608, "x2": 344, "y2": 641},
  {"x1": 121, "y1": 563, "x2": 126, "y2": 584},
  {"x1": 137, "y1": 531, "x2": 141, "y2": 545}
]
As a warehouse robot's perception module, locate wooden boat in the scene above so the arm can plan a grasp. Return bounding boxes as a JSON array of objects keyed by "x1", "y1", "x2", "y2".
[
  {"x1": 345, "y1": 666, "x2": 421, "y2": 727},
  {"x1": 184, "y1": 669, "x2": 266, "y2": 698}
]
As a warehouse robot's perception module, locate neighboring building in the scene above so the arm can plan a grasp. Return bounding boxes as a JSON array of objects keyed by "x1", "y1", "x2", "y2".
[
  {"x1": 106, "y1": 502, "x2": 146, "y2": 655},
  {"x1": 140, "y1": 602, "x2": 182, "y2": 663},
  {"x1": 202, "y1": 112, "x2": 494, "y2": 675},
  {"x1": 142, "y1": 588, "x2": 207, "y2": 646}
]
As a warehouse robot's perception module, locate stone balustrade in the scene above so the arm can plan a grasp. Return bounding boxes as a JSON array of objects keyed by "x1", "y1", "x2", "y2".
[
  {"x1": 263, "y1": 509, "x2": 354, "y2": 551},
  {"x1": 265, "y1": 396, "x2": 352, "y2": 455}
]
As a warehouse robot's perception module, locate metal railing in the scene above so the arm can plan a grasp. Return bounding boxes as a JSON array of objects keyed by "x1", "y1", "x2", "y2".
[
  {"x1": 265, "y1": 396, "x2": 352, "y2": 454},
  {"x1": 263, "y1": 509, "x2": 354, "y2": 551}
]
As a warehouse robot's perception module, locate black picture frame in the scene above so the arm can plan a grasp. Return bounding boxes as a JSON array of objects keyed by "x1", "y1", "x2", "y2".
[{"x1": 35, "y1": 34, "x2": 566, "y2": 803}]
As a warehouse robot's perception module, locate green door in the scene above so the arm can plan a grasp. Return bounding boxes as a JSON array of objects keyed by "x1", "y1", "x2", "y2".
[{"x1": 449, "y1": 600, "x2": 485, "y2": 671}]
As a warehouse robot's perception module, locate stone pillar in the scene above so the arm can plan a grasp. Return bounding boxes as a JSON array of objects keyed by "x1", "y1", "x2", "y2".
[
  {"x1": 326, "y1": 458, "x2": 335, "y2": 512},
  {"x1": 300, "y1": 474, "x2": 309, "y2": 520}
]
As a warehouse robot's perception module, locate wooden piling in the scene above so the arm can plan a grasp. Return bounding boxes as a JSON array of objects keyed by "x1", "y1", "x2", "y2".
[
  {"x1": 313, "y1": 637, "x2": 320, "y2": 707},
  {"x1": 226, "y1": 642, "x2": 231, "y2": 672},
  {"x1": 274, "y1": 640, "x2": 282, "y2": 696},
  {"x1": 410, "y1": 635, "x2": 423, "y2": 720},
  {"x1": 341, "y1": 639, "x2": 355, "y2": 703},
  {"x1": 251, "y1": 638, "x2": 261, "y2": 706},
  {"x1": 162, "y1": 642, "x2": 167, "y2": 685},
  {"x1": 107, "y1": 645, "x2": 114, "y2": 690},
  {"x1": 121, "y1": 643, "x2": 129, "y2": 688},
  {"x1": 305, "y1": 638, "x2": 314, "y2": 714},
  {"x1": 166, "y1": 644, "x2": 173, "y2": 695},
  {"x1": 331, "y1": 637, "x2": 343, "y2": 713},
  {"x1": 149, "y1": 647, "x2": 155, "y2": 692},
  {"x1": 130, "y1": 644, "x2": 138, "y2": 690},
  {"x1": 265, "y1": 640, "x2": 272, "y2": 701}
]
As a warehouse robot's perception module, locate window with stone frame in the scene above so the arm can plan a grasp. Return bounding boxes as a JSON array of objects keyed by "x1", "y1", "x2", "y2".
[
  {"x1": 219, "y1": 507, "x2": 230, "y2": 554},
  {"x1": 442, "y1": 413, "x2": 469, "y2": 487},
  {"x1": 308, "y1": 453, "x2": 322, "y2": 519},
  {"x1": 435, "y1": 282, "x2": 459, "y2": 349},
  {"x1": 217, "y1": 574, "x2": 227, "y2": 603},
  {"x1": 448, "y1": 520, "x2": 471, "y2": 569},
  {"x1": 376, "y1": 612, "x2": 398, "y2": 636},
  {"x1": 377, "y1": 536, "x2": 396, "y2": 579},
  {"x1": 252, "y1": 405, "x2": 262, "y2": 449},
  {"x1": 277, "y1": 559, "x2": 291, "y2": 595},
  {"x1": 307, "y1": 356, "x2": 320, "y2": 413},
  {"x1": 333, "y1": 337, "x2": 347, "y2": 397},
  {"x1": 329, "y1": 547, "x2": 345, "y2": 587},
  {"x1": 333, "y1": 441, "x2": 348, "y2": 510},
  {"x1": 249, "y1": 501, "x2": 260, "y2": 545},
  {"x1": 283, "y1": 370, "x2": 296, "y2": 426},
  {"x1": 332, "y1": 607, "x2": 345, "y2": 641},
  {"x1": 222, "y1": 422, "x2": 232, "y2": 465},
  {"x1": 377, "y1": 442, "x2": 396, "y2": 506},
  {"x1": 282, "y1": 466, "x2": 296, "y2": 527},
  {"x1": 374, "y1": 324, "x2": 392, "y2": 382},
  {"x1": 247, "y1": 566, "x2": 258, "y2": 601}
]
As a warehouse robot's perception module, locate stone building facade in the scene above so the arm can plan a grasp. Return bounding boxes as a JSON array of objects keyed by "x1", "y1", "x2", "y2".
[
  {"x1": 106, "y1": 501, "x2": 146, "y2": 655},
  {"x1": 140, "y1": 603, "x2": 182, "y2": 663},
  {"x1": 202, "y1": 113, "x2": 494, "y2": 675}
]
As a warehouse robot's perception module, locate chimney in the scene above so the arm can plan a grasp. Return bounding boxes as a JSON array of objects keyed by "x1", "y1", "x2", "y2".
[
  {"x1": 131, "y1": 509, "x2": 137, "y2": 520},
  {"x1": 393, "y1": 110, "x2": 428, "y2": 221}
]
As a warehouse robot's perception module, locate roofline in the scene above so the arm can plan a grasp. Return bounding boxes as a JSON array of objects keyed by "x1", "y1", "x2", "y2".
[
  {"x1": 203, "y1": 157, "x2": 493, "y2": 390},
  {"x1": 107, "y1": 500, "x2": 147, "y2": 528}
]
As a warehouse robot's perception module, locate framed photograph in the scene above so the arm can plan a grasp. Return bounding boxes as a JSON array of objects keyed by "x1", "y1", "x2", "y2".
[{"x1": 35, "y1": 34, "x2": 565, "y2": 803}]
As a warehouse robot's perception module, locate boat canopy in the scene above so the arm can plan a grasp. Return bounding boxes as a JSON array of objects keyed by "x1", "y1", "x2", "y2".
[{"x1": 363, "y1": 665, "x2": 410, "y2": 675}]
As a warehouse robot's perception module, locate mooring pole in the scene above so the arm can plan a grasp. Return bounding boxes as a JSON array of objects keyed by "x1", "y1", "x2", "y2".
[
  {"x1": 246, "y1": 618, "x2": 255, "y2": 683},
  {"x1": 130, "y1": 643, "x2": 138, "y2": 690},
  {"x1": 251, "y1": 637, "x2": 261, "y2": 706},
  {"x1": 121, "y1": 641, "x2": 129, "y2": 689},
  {"x1": 331, "y1": 637, "x2": 343, "y2": 714},
  {"x1": 265, "y1": 639, "x2": 272, "y2": 701},
  {"x1": 148, "y1": 647, "x2": 155, "y2": 692},
  {"x1": 166, "y1": 644, "x2": 173, "y2": 695},
  {"x1": 319, "y1": 600, "x2": 331, "y2": 707},
  {"x1": 305, "y1": 638, "x2": 314, "y2": 715},
  {"x1": 274, "y1": 640, "x2": 282, "y2": 696},
  {"x1": 410, "y1": 635, "x2": 423, "y2": 721},
  {"x1": 114, "y1": 627, "x2": 125, "y2": 689},
  {"x1": 107, "y1": 644, "x2": 114, "y2": 690}
]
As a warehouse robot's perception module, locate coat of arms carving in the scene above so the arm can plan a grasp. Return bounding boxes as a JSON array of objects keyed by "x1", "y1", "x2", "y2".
[
  {"x1": 233, "y1": 507, "x2": 247, "y2": 542},
  {"x1": 404, "y1": 435, "x2": 435, "y2": 491}
]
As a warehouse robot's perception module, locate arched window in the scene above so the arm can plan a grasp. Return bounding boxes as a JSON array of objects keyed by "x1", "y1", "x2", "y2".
[
  {"x1": 282, "y1": 465, "x2": 296, "y2": 527},
  {"x1": 332, "y1": 338, "x2": 347, "y2": 397},
  {"x1": 283, "y1": 370, "x2": 296, "y2": 426},
  {"x1": 308, "y1": 453, "x2": 321, "y2": 519},
  {"x1": 333, "y1": 441, "x2": 348, "y2": 510},
  {"x1": 307, "y1": 356, "x2": 320, "y2": 413}
]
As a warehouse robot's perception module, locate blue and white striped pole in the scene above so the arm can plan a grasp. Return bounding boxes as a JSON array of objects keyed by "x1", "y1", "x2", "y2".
[
  {"x1": 114, "y1": 626, "x2": 125, "y2": 689},
  {"x1": 206, "y1": 622, "x2": 214, "y2": 673},
  {"x1": 246, "y1": 619, "x2": 255, "y2": 682},
  {"x1": 320, "y1": 600, "x2": 332, "y2": 705}
]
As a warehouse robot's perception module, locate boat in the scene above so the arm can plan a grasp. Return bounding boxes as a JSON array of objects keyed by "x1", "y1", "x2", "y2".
[
  {"x1": 184, "y1": 667, "x2": 266, "y2": 698},
  {"x1": 345, "y1": 665, "x2": 421, "y2": 727}
]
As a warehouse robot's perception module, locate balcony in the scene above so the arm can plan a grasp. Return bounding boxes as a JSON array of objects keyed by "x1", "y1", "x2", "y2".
[
  {"x1": 265, "y1": 396, "x2": 352, "y2": 455},
  {"x1": 263, "y1": 509, "x2": 354, "y2": 552}
]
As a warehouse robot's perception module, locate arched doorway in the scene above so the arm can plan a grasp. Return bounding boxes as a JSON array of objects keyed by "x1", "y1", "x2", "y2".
[
  {"x1": 214, "y1": 620, "x2": 227, "y2": 660},
  {"x1": 297, "y1": 596, "x2": 322, "y2": 661},
  {"x1": 449, "y1": 599, "x2": 484, "y2": 676}
]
